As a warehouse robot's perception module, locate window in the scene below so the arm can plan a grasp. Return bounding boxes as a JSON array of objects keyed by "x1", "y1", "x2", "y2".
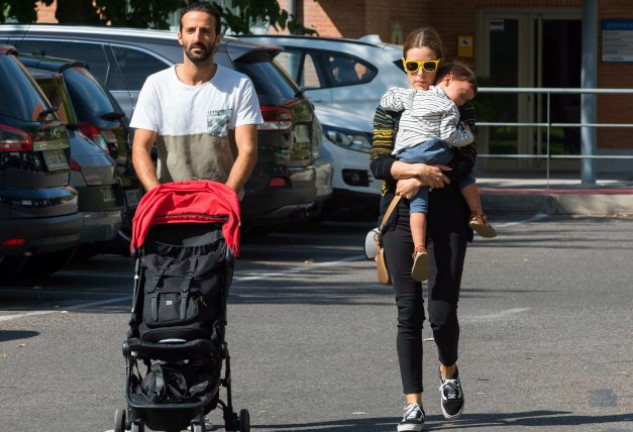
[
  {"x1": 0, "y1": 55, "x2": 51, "y2": 121},
  {"x1": 35, "y1": 76, "x2": 77, "y2": 125},
  {"x1": 111, "y1": 46, "x2": 170, "y2": 90},
  {"x1": 234, "y1": 51, "x2": 299, "y2": 99},
  {"x1": 300, "y1": 53, "x2": 321, "y2": 88},
  {"x1": 321, "y1": 52, "x2": 376, "y2": 87},
  {"x1": 15, "y1": 40, "x2": 110, "y2": 85},
  {"x1": 62, "y1": 67, "x2": 118, "y2": 117},
  {"x1": 275, "y1": 50, "x2": 322, "y2": 89}
]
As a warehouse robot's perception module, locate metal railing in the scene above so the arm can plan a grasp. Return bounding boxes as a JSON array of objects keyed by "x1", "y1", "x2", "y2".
[{"x1": 475, "y1": 87, "x2": 633, "y2": 186}]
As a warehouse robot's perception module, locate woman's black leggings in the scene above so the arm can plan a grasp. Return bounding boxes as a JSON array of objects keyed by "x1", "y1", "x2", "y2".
[{"x1": 382, "y1": 205, "x2": 467, "y2": 394}]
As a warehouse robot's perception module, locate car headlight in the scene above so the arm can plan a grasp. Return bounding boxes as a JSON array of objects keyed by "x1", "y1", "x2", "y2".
[{"x1": 323, "y1": 126, "x2": 372, "y2": 154}]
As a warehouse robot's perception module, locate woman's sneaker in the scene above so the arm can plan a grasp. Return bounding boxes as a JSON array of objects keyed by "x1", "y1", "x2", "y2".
[
  {"x1": 397, "y1": 403, "x2": 425, "y2": 431},
  {"x1": 439, "y1": 369, "x2": 464, "y2": 420}
]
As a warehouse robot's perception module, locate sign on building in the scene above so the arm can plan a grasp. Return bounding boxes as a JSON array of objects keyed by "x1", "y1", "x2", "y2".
[{"x1": 602, "y1": 19, "x2": 633, "y2": 62}]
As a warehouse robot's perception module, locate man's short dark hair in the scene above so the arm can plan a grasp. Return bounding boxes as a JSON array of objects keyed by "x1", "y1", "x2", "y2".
[{"x1": 180, "y1": 1, "x2": 222, "y2": 35}]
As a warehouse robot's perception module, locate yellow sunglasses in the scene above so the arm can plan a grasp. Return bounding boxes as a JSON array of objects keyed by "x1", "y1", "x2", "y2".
[{"x1": 402, "y1": 58, "x2": 440, "y2": 74}]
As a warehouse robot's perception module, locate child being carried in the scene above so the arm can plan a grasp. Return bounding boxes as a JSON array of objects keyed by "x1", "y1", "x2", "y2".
[{"x1": 380, "y1": 61, "x2": 497, "y2": 282}]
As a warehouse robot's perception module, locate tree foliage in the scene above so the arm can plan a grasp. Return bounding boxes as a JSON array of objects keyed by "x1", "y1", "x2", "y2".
[
  {"x1": 0, "y1": 0, "x2": 316, "y2": 35},
  {"x1": 1, "y1": 0, "x2": 54, "y2": 23}
]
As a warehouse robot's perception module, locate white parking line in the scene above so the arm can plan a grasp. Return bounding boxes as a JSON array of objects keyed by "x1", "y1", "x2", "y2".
[
  {"x1": 496, "y1": 212, "x2": 548, "y2": 227},
  {"x1": 465, "y1": 307, "x2": 531, "y2": 323},
  {"x1": 234, "y1": 254, "x2": 365, "y2": 282},
  {"x1": 0, "y1": 295, "x2": 131, "y2": 323},
  {"x1": 58, "y1": 271, "x2": 130, "y2": 279}
]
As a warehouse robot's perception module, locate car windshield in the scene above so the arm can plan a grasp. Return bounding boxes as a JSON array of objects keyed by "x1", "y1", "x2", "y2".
[
  {"x1": 62, "y1": 66, "x2": 119, "y2": 116},
  {"x1": 233, "y1": 51, "x2": 300, "y2": 99},
  {"x1": 0, "y1": 54, "x2": 52, "y2": 121}
]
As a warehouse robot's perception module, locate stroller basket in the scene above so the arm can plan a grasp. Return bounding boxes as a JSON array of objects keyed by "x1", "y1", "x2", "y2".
[{"x1": 124, "y1": 338, "x2": 222, "y2": 432}]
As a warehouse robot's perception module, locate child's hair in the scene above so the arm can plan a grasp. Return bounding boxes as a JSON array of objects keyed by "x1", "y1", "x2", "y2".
[{"x1": 436, "y1": 61, "x2": 477, "y2": 94}]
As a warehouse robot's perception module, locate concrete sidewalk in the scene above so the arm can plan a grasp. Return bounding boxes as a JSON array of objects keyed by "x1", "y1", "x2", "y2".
[{"x1": 478, "y1": 176, "x2": 633, "y2": 215}]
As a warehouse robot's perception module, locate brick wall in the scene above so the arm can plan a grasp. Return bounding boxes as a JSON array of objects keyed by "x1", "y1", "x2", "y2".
[
  {"x1": 274, "y1": 0, "x2": 327, "y2": 35},
  {"x1": 34, "y1": 0, "x2": 633, "y2": 151},
  {"x1": 596, "y1": 0, "x2": 633, "y2": 149},
  {"x1": 365, "y1": 2, "x2": 426, "y2": 45},
  {"x1": 291, "y1": 0, "x2": 633, "y2": 151},
  {"x1": 36, "y1": 0, "x2": 57, "y2": 23}
]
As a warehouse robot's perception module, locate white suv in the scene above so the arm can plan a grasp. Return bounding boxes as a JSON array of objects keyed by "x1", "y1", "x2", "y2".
[
  {"x1": 237, "y1": 35, "x2": 403, "y2": 218},
  {"x1": 237, "y1": 34, "x2": 410, "y2": 120},
  {"x1": 313, "y1": 103, "x2": 381, "y2": 219}
]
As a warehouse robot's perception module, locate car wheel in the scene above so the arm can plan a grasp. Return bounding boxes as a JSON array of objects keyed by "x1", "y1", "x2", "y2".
[
  {"x1": 106, "y1": 228, "x2": 132, "y2": 257},
  {"x1": 18, "y1": 247, "x2": 76, "y2": 278},
  {"x1": 0, "y1": 255, "x2": 28, "y2": 283},
  {"x1": 75, "y1": 242, "x2": 109, "y2": 261}
]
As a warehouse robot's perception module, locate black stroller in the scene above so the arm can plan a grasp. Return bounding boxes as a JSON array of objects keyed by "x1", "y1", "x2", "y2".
[{"x1": 114, "y1": 180, "x2": 249, "y2": 432}]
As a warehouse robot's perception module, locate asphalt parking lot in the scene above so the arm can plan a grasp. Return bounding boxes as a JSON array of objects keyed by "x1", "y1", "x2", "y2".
[{"x1": 1, "y1": 214, "x2": 632, "y2": 432}]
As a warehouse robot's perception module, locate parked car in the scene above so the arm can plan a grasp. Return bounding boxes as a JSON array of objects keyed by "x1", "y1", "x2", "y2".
[
  {"x1": 228, "y1": 38, "x2": 382, "y2": 219},
  {"x1": 310, "y1": 117, "x2": 334, "y2": 220},
  {"x1": 313, "y1": 103, "x2": 381, "y2": 219},
  {"x1": 236, "y1": 34, "x2": 410, "y2": 120},
  {"x1": 0, "y1": 24, "x2": 329, "y2": 231},
  {"x1": 19, "y1": 53, "x2": 139, "y2": 251},
  {"x1": 27, "y1": 65, "x2": 124, "y2": 258},
  {"x1": 0, "y1": 45, "x2": 81, "y2": 279}
]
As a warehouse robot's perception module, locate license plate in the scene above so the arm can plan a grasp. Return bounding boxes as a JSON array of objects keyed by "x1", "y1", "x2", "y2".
[
  {"x1": 100, "y1": 186, "x2": 116, "y2": 203},
  {"x1": 125, "y1": 189, "x2": 141, "y2": 208},
  {"x1": 43, "y1": 149, "x2": 69, "y2": 171}
]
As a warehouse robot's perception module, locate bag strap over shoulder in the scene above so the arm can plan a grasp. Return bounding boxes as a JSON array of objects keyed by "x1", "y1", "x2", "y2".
[{"x1": 379, "y1": 195, "x2": 402, "y2": 233}]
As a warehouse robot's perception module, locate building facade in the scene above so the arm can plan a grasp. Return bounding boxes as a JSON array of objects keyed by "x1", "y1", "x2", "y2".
[
  {"x1": 278, "y1": 0, "x2": 633, "y2": 176},
  {"x1": 35, "y1": 0, "x2": 633, "y2": 176}
]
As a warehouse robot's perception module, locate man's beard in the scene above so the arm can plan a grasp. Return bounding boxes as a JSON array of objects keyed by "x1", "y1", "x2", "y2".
[{"x1": 185, "y1": 43, "x2": 213, "y2": 64}]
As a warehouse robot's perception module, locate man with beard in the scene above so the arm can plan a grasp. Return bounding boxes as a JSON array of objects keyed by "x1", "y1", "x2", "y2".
[{"x1": 131, "y1": 1, "x2": 261, "y2": 195}]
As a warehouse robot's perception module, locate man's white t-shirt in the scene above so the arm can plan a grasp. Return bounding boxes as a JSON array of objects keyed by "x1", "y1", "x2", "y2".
[{"x1": 130, "y1": 64, "x2": 262, "y2": 185}]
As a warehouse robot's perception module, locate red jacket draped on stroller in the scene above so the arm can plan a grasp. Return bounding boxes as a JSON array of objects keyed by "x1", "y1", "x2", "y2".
[{"x1": 131, "y1": 180, "x2": 241, "y2": 257}]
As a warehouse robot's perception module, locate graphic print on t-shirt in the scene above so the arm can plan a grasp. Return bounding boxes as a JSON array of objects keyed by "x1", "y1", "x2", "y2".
[{"x1": 207, "y1": 109, "x2": 232, "y2": 137}]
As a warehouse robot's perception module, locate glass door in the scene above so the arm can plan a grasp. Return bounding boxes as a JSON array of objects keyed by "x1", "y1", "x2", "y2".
[
  {"x1": 476, "y1": 8, "x2": 581, "y2": 172},
  {"x1": 535, "y1": 18, "x2": 582, "y2": 170}
]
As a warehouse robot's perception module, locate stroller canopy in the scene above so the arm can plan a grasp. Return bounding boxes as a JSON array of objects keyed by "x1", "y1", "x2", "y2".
[{"x1": 131, "y1": 180, "x2": 241, "y2": 256}]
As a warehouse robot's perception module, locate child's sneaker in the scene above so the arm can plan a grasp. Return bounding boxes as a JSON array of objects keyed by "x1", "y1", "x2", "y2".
[
  {"x1": 468, "y1": 212, "x2": 497, "y2": 238},
  {"x1": 439, "y1": 369, "x2": 465, "y2": 420},
  {"x1": 411, "y1": 245, "x2": 429, "y2": 282},
  {"x1": 397, "y1": 402, "x2": 425, "y2": 431}
]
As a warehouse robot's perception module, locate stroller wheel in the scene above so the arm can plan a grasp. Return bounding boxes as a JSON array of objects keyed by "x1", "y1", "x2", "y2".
[
  {"x1": 130, "y1": 422, "x2": 144, "y2": 432},
  {"x1": 238, "y1": 409, "x2": 250, "y2": 432},
  {"x1": 114, "y1": 408, "x2": 126, "y2": 432}
]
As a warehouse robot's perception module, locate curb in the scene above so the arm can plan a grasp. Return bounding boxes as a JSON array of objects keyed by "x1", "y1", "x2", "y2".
[{"x1": 480, "y1": 188, "x2": 633, "y2": 216}]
